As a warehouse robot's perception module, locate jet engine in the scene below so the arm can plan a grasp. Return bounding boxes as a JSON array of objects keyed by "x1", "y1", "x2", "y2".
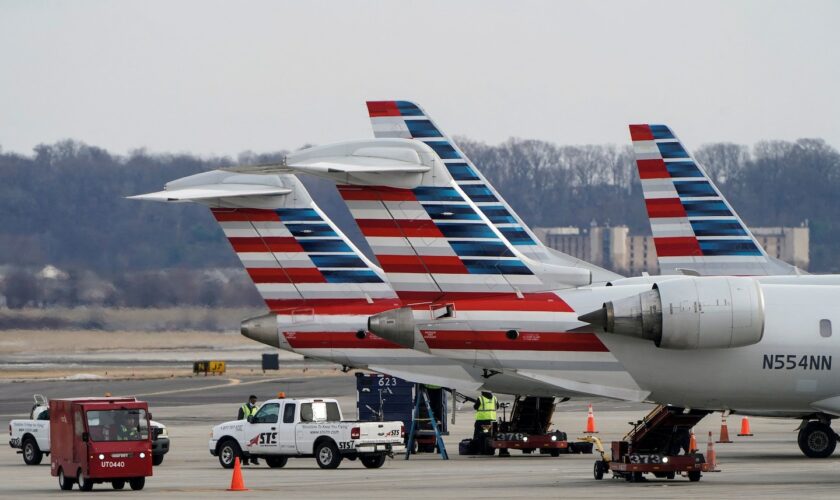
[{"x1": 579, "y1": 276, "x2": 765, "y2": 349}]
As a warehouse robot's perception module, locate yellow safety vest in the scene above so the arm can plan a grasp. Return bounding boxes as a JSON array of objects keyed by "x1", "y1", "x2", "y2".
[
  {"x1": 241, "y1": 404, "x2": 258, "y2": 418},
  {"x1": 119, "y1": 425, "x2": 139, "y2": 440},
  {"x1": 475, "y1": 395, "x2": 497, "y2": 421}
]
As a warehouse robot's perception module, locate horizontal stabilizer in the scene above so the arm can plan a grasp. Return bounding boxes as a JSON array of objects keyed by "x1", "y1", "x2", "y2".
[
  {"x1": 128, "y1": 184, "x2": 291, "y2": 202},
  {"x1": 285, "y1": 139, "x2": 437, "y2": 189}
]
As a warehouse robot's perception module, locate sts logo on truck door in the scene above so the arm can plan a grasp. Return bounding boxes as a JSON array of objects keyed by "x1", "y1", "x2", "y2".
[{"x1": 250, "y1": 433, "x2": 277, "y2": 446}]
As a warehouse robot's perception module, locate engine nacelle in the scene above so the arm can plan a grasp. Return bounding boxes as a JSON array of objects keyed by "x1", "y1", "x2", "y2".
[{"x1": 579, "y1": 276, "x2": 765, "y2": 350}]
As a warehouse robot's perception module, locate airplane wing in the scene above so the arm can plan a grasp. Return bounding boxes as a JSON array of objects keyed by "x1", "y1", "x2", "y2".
[{"x1": 515, "y1": 370, "x2": 650, "y2": 402}]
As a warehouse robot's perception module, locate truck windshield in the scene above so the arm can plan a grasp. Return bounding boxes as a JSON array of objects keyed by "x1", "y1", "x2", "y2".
[{"x1": 86, "y1": 409, "x2": 149, "y2": 441}]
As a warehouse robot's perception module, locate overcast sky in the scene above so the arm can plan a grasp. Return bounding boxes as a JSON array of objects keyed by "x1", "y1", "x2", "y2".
[{"x1": 2, "y1": 0, "x2": 838, "y2": 157}]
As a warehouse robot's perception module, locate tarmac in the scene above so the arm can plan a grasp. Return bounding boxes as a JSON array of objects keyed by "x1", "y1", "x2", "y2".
[{"x1": 3, "y1": 373, "x2": 840, "y2": 499}]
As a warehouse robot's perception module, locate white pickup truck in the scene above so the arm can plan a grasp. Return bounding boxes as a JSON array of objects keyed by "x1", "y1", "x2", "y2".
[
  {"x1": 210, "y1": 397, "x2": 405, "y2": 469},
  {"x1": 8, "y1": 395, "x2": 170, "y2": 466}
]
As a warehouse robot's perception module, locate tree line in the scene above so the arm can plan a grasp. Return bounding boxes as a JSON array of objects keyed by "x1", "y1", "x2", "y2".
[{"x1": 1, "y1": 135, "x2": 838, "y2": 308}]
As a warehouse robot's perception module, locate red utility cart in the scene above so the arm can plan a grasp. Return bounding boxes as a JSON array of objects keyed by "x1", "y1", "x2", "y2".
[{"x1": 50, "y1": 397, "x2": 153, "y2": 491}]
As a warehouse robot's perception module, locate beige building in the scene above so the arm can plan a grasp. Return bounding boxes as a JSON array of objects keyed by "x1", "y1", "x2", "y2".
[{"x1": 534, "y1": 224, "x2": 809, "y2": 275}]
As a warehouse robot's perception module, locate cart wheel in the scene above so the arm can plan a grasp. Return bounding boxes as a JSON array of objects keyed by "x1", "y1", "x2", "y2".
[
  {"x1": 687, "y1": 470, "x2": 701, "y2": 482},
  {"x1": 112, "y1": 480, "x2": 125, "y2": 490},
  {"x1": 77, "y1": 469, "x2": 93, "y2": 491},
  {"x1": 58, "y1": 468, "x2": 74, "y2": 490},
  {"x1": 593, "y1": 461, "x2": 605, "y2": 480}
]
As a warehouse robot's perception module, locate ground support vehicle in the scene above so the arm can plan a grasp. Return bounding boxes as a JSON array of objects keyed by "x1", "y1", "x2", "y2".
[
  {"x1": 210, "y1": 397, "x2": 405, "y2": 469},
  {"x1": 9, "y1": 394, "x2": 170, "y2": 466},
  {"x1": 356, "y1": 373, "x2": 448, "y2": 453},
  {"x1": 458, "y1": 396, "x2": 590, "y2": 457},
  {"x1": 50, "y1": 397, "x2": 153, "y2": 491},
  {"x1": 587, "y1": 405, "x2": 718, "y2": 482}
]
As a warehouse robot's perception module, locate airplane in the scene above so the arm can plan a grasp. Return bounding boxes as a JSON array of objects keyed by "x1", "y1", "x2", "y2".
[
  {"x1": 134, "y1": 102, "x2": 840, "y2": 460},
  {"x1": 257, "y1": 105, "x2": 840, "y2": 460},
  {"x1": 130, "y1": 170, "x2": 570, "y2": 396}
]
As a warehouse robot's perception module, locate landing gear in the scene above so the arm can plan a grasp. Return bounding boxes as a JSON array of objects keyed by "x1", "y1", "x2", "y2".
[{"x1": 798, "y1": 421, "x2": 837, "y2": 458}]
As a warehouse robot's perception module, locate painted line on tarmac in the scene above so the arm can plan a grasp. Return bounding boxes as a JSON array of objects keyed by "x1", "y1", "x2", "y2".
[{"x1": 131, "y1": 377, "x2": 303, "y2": 398}]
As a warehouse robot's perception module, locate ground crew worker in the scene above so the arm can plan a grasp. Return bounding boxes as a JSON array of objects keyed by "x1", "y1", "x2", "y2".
[
  {"x1": 118, "y1": 413, "x2": 140, "y2": 441},
  {"x1": 473, "y1": 391, "x2": 499, "y2": 445},
  {"x1": 238, "y1": 395, "x2": 260, "y2": 420},
  {"x1": 238, "y1": 395, "x2": 260, "y2": 465}
]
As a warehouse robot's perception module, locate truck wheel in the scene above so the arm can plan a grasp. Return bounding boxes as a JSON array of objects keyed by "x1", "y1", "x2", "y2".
[
  {"x1": 129, "y1": 477, "x2": 145, "y2": 490},
  {"x1": 360, "y1": 454, "x2": 386, "y2": 469},
  {"x1": 22, "y1": 437, "x2": 43, "y2": 465},
  {"x1": 315, "y1": 441, "x2": 342, "y2": 469},
  {"x1": 798, "y1": 421, "x2": 837, "y2": 458},
  {"x1": 687, "y1": 470, "x2": 702, "y2": 482},
  {"x1": 266, "y1": 456, "x2": 288, "y2": 468},
  {"x1": 112, "y1": 480, "x2": 125, "y2": 490},
  {"x1": 593, "y1": 461, "x2": 605, "y2": 480},
  {"x1": 58, "y1": 468, "x2": 74, "y2": 490},
  {"x1": 218, "y1": 439, "x2": 242, "y2": 469},
  {"x1": 152, "y1": 454, "x2": 164, "y2": 466},
  {"x1": 549, "y1": 449, "x2": 561, "y2": 457},
  {"x1": 77, "y1": 469, "x2": 94, "y2": 491}
]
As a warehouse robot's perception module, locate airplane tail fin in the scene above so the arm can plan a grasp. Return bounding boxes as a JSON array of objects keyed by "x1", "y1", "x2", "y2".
[
  {"x1": 630, "y1": 124, "x2": 799, "y2": 276},
  {"x1": 367, "y1": 100, "x2": 621, "y2": 283},
  {"x1": 129, "y1": 170, "x2": 400, "y2": 312},
  {"x1": 271, "y1": 138, "x2": 592, "y2": 305}
]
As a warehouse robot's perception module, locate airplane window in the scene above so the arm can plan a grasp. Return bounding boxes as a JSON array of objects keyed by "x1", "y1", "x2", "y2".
[{"x1": 820, "y1": 319, "x2": 832, "y2": 338}]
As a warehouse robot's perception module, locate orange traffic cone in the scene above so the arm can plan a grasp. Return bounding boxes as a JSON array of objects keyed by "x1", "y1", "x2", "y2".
[
  {"x1": 737, "y1": 416, "x2": 754, "y2": 436},
  {"x1": 689, "y1": 429, "x2": 698, "y2": 453},
  {"x1": 706, "y1": 431, "x2": 718, "y2": 471},
  {"x1": 717, "y1": 414, "x2": 733, "y2": 443},
  {"x1": 584, "y1": 404, "x2": 598, "y2": 433},
  {"x1": 228, "y1": 456, "x2": 248, "y2": 491}
]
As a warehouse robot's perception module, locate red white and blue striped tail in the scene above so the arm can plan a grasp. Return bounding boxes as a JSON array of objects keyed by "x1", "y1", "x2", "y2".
[
  {"x1": 129, "y1": 170, "x2": 401, "y2": 314},
  {"x1": 367, "y1": 100, "x2": 621, "y2": 284},
  {"x1": 630, "y1": 124, "x2": 799, "y2": 276}
]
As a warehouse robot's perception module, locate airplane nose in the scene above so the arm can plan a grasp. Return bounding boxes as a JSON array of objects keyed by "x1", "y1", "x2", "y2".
[{"x1": 241, "y1": 313, "x2": 281, "y2": 348}]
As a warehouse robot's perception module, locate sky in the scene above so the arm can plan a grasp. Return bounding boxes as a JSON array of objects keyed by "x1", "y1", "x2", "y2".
[{"x1": 1, "y1": 0, "x2": 839, "y2": 157}]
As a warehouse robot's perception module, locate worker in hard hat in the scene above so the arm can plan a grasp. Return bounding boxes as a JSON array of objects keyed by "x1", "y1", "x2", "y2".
[
  {"x1": 238, "y1": 395, "x2": 260, "y2": 465},
  {"x1": 473, "y1": 391, "x2": 499, "y2": 453}
]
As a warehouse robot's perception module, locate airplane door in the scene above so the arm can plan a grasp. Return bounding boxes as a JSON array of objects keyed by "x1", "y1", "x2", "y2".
[{"x1": 246, "y1": 403, "x2": 280, "y2": 455}]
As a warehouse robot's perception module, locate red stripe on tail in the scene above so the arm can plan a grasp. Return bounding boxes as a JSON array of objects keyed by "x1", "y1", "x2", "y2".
[
  {"x1": 653, "y1": 237, "x2": 702, "y2": 257},
  {"x1": 644, "y1": 198, "x2": 687, "y2": 218},
  {"x1": 212, "y1": 208, "x2": 279, "y2": 222},
  {"x1": 366, "y1": 101, "x2": 401, "y2": 117},
  {"x1": 636, "y1": 159, "x2": 670, "y2": 179},
  {"x1": 629, "y1": 124, "x2": 654, "y2": 141}
]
